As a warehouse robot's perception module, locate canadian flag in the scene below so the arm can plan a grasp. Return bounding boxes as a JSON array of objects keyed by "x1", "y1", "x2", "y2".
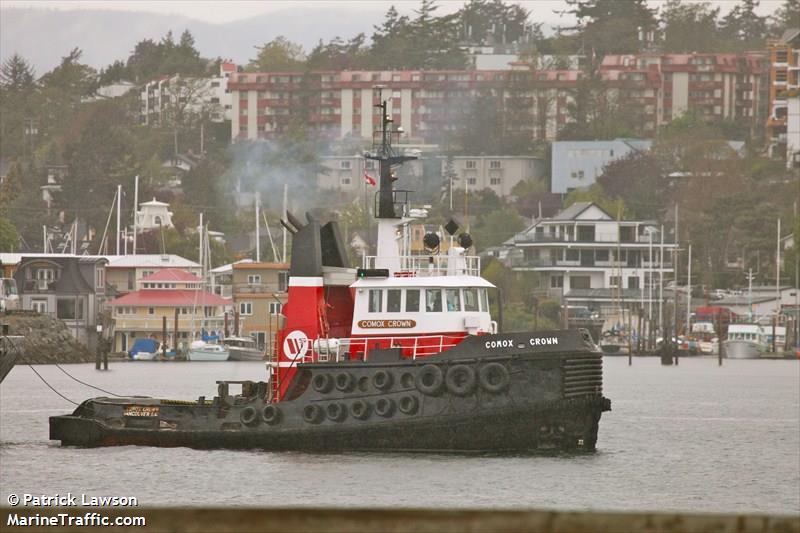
[{"x1": 364, "y1": 170, "x2": 376, "y2": 186}]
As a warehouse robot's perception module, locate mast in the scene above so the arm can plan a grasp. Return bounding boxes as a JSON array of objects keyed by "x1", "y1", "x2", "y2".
[
  {"x1": 133, "y1": 175, "x2": 139, "y2": 255},
  {"x1": 365, "y1": 87, "x2": 417, "y2": 271}
]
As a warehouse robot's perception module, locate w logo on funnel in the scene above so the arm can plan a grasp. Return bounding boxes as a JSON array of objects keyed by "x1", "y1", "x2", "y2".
[{"x1": 283, "y1": 330, "x2": 309, "y2": 360}]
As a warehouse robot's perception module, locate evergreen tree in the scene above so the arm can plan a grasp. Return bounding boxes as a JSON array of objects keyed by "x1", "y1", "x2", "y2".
[
  {"x1": 719, "y1": 0, "x2": 768, "y2": 48},
  {"x1": 247, "y1": 36, "x2": 305, "y2": 71},
  {"x1": 561, "y1": 0, "x2": 658, "y2": 60},
  {"x1": 769, "y1": 0, "x2": 800, "y2": 35},
  {"x1": 0, "y1": 54, "x2": 36, "y2": 92},
  {"x1": 660, "y1": 0, "x2": 722, "y2": 53}
]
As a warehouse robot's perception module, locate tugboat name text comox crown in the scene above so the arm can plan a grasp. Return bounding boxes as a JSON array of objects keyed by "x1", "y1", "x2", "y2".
[{"x1": 50, "y1": 91, "x2": 611, "y2": 452}]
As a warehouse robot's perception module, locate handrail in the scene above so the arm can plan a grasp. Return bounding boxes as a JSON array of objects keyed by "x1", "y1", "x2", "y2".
[
  {"x1": 362, "y1": 255, "x2": 481, "y2": 277},
  {"x1": 312, "y1": 333, "x2": 466, "y2": 362}
]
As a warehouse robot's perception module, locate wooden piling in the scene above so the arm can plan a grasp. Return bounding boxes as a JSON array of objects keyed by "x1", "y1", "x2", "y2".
[{"x1": 162, "y1": 316, "x2": 167, "y2": 358}]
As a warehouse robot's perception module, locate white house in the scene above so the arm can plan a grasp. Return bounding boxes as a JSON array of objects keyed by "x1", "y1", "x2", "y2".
[{"x1": 505, "y1": 202, "x2": 677, "y2": 317}]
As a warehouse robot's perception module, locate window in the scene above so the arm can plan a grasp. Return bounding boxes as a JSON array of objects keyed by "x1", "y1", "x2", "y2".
[
  {"x1": 609, "y1": 276, "x2": 621, "y2": 288},
  {"x1": 278, "y1": 272, "x2": 288, "y2": 292},
  {"x1": 489, "y1": 160, "x2": 501, "y2": 169},
  {"x1": 463, "y1": 288, "x2": 479, "y2": 312},
  {"x1": 465, "y1": 160, "x2": 477, "y2": 169},
  {"x1": 269, "y1": 302, "x2": 282, "y2": 315},
  {"x1": 148, "y1": 307, "x2": 155, "y2": 315},
  {"x1": 489, "y1": 177, "x2": 502, "y2": 186},
  {"x1": 628, "y1": 276, "x2": 640, "y2": 289},
  {"x1": 566, "y1": 249, "x2": 579, "y2": 261},
  {"x1": 339, "y1": 160, "x2": 352, "y2": 170},
  {"x1": 467, "y1": 177, "x2": 477, "y2": 186},
  {"x1": 405, "y1": 289, "x2": 420, "y2": 312},
  {"x1": 551, "y1": 275, "x2": 563, "y2": 288},
  {"x1": 31, "y1": 300, "x2": 47, "y2": 313},
  {"x1": 387, "y1": 289, "x2": 401, "y2": 312},
  {"x1": 57, "y1": 298, "x2": 83, "y2": 320},
  {"x1": 340, "y1": 177, "x2": 352, "y2": 186},
  {"x1": 425, "y1": 289, "x2": 442, "y2": 312},
  {"x1": 239, "y1": 302, "x2": 253, "y2": 315},
  {"x1": 480, "y1": 289, "x2": 489, "y2": 313},
  {"x1": 445, "y1": 289, "x2": 461, "y2": 312},
  {"x1": 247, "y1": 274, "x2": 261, "y2": 284},
  {"x1": 595, "y1": 250, "x2": 609, "y2": 261},
  {"x1": 570, "y1": 276, "x2": 591, "y2": 290},
  {"x1": 95, "y1": 268, "x2": 104, "y2": 289},
  {"x1": 365, "y1": 160, "x2": 376, "y2": 170},
  {"x1": 368, "y1": 289, "x2": 382, "y2": 313}
]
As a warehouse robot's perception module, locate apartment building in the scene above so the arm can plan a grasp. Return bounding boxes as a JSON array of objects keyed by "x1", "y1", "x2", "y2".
[
  {"x1": 766, "y1": 29, "x2": 800, "y2": 167},
  {"x1": 505, "y1": 202, "x2": 676, "y2": 316},
  {"x1": 227, "y1": 53, "x2": 766, "y2": 145},
  {"x1": 231, "y1": 262, "x2": 289, "y2": 355},
  {"x1": 140, "y1": 61, "x2": 236, "y2": 126},
  {"x1": 551, "y1": 139, "x2": 652, "y2": 194},
  {"x1": 600, "y1": 52, "x2": 767, "y2": 129},
  {"x1": 107, "y1": 268, "x2": 231, "y2": 353},
  {"x1": 441, "y1": 156, "x2": 545, "y2": 198}
]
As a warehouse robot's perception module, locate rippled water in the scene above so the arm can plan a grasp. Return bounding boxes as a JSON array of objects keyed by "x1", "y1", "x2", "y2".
[{"x1": 1, "y1": 357, "x2": 798, "y2": 514}]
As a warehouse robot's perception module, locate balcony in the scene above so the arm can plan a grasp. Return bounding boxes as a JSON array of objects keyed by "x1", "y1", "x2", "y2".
[
  {"x1": 113, "y1": 316, "x2": 225, "y2": 332},
  {"x1": 233, "y1": 283, "x2": 286, "y2": 294},
  {"x1": 509, "y1": 256, "x2": 673, "y2": 270},
  {"x1": 513, "y1": 233, "x2": 675, "y2": 245},
  {"x1": 23, "y1": 279, "x2": 56, "y2": 292}
]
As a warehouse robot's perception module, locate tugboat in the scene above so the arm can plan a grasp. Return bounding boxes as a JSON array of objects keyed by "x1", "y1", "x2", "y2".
[{"x1": 49, "y1": 93, "x2": 611, "y2": 452}]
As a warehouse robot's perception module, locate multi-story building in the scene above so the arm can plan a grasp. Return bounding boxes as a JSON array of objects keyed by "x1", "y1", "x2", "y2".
[
  {"x1": 505, "y1": 202, "x2": 676, "y2": 317},
  {"x1": 766, "y1": 29, "x2": 800, "y2": 167},
  {"x1": 107, "y1": 268, "x2": 231, "y2": 353},
  {"x1": 140, "y1": 61, "x2": 236, "y2": 126},
  {"x1": 228, "y1": 53, "x2": 766, "y2": 145},
  {"x1": 600, "y1": 52, "x2": 767, "y2": 130},
  {"x1": 105, "y1": 254, "x2": 201, "y2": 297},
  {"x1": 12, "y1": 255, "x2": 108, "y2": 346},
  {"x1": 231, "y1": 262, "x2": 289, "y2": 355},
  {"x1": 441, "y1": 155, "x2": 545, "y2": 197},
  {"x1": 551, "y1": 139, "x2": 652, "y2": 194}
]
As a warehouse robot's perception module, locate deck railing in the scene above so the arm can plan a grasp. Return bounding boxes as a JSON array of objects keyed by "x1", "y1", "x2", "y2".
[
  {"x1": 310, "y1": 334, "x2": 466, "y2": 362},
  {"x1": 362, "y1": 255, "x2": 481, "y2": 277}
]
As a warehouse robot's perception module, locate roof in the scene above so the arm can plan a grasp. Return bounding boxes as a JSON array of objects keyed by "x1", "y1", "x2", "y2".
[
  {"x1": 552, "y1": 202, "x2": 594, "y2": 220},
  {"x1": 780, "y1": 28, "x2": 800, "y2": 44},
  {"x1": 108, "y1": 290, "x2": 231, "y2": 307},
  {"x1": 141, "y1": 268, "x2": 201, "y2": 282},
  {"x1": 232, "y1": 262, "x2": 289, "y2": 271},
  {"x1": 352, "y1": 276, "x2": 494, "y2": 289},
  {"x1": 565, "y1": 288, "x2": 645, "y2": 300},
  {"x1": 106, "y1": 254, "x2": 200, "y2": 269},
  {"x1": 140, "y1": 198, "x2": 169, "y2": 207},
  {"x1": 210, "y1": 259, "x2": 253, "y2": 274}
]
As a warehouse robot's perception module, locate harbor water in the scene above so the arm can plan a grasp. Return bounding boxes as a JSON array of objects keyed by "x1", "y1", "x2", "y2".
[{"x1": 1, "y1": 357, "x2": 798, "y2": 514}]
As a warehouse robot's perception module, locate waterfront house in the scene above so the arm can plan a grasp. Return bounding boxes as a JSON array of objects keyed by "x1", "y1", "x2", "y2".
[
  {"x1": 105, "y1": 254, "x2": 201, "y2": 297},
  {"x1": 107, "y1": 268, "x2": 231, "y2": 353},
  {"x1": 551, "y1": 139, "x2": 652, "y2": 194},
  {"x1": 12, "y1": 255, "x2": 108, "y2": 347},
  {"x1": 505, "y1": 202, "x2": 676, "y2": 319},
  {"x1": 231, "y1": 262, "x2": 289, "y2": 355}
]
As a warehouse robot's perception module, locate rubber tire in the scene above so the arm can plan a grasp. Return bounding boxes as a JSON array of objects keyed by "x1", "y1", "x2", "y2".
[
  {"x1": 312, "y1": 373, "x2": 333, "y2": 394},
  {"x1": 326, "y1": 402, "x2": 347, "y2": 422},
  {"x1": 303, "y1": 404, "x2": 324, "y2": 424},
  {"x1": 261, "y1": 405, "x2": 281, "y2": 425},
  {"x1": 398, "y1": 395, "x2": 419, "y2": 415},
  {"x1": 372, "y1": 370, "x2": 394, "y2": 391},
  {"x1": 416, "y1": 364, "x2": 444, "y2": 396},
  {"x1": 240, "y1": 406, "x2": 259, "y2": 426},
  {"x1": 478, "y1": 362, "x2": 510, "y2": 393},
  {"x1": 375, "y1": 398, "x2": 395, "y2": 417},
  {"x1": 335, "y1": 372, "x2": 355, "y2": 392},
  {"x1": 445, "y1": 364, "x2": 477, "y2": 396},
  {"x1": 350, "y1": 399, "x2": 371, "y2": 420}
]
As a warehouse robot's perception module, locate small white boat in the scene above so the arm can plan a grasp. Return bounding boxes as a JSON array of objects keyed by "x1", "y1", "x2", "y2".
[
  {"x1": 723, "y1": 324, "x2": 765, "y2": 359},
  {"x1": 131, "y1": 351, "x2": 158, "y2": 361},
  {"x1": 224, "y1": 336, "x2": 264, "y2": 361},
  {"x1": 187, "y1": 341, "x2": 229, "y2": 362}
]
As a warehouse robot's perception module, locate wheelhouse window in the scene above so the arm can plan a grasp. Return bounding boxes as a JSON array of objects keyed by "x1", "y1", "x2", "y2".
[
  {"x1": 425, "y1": 289, "x2": 442, "y2": 312},
  {"x1": 387, "y1": 289, "x2": 401, "y2": 312},
  {"x1": 463, "y1": 288, "x2": 479, "y2": 311},
  {"x1": 445, "y1": 289, "x2": 461, "y2": 311},
  {"x1": 479, "y1": 289, "x2": 489, "y2": 312},
  {"x1": 368, "y1": 289, "x2": 382, "y2": 313},
  {"x1": 405, "y1": 289, "x2": 420, "y2": 312}
]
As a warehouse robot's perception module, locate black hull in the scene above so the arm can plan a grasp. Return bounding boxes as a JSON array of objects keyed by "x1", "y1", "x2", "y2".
[{"x1": 50, "y1": 330, "x2": 611, "y2": 453}]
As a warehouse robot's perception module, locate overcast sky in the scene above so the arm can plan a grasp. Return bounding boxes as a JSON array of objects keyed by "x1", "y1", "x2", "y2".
[{"x1": 1, "y1": 0, "x2": 783, "y2": 26}]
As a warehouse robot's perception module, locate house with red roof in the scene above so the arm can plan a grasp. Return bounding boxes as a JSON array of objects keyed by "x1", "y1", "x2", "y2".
[{"x1": 108, "y1": 268, "x2": 232, "y2": 353}]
